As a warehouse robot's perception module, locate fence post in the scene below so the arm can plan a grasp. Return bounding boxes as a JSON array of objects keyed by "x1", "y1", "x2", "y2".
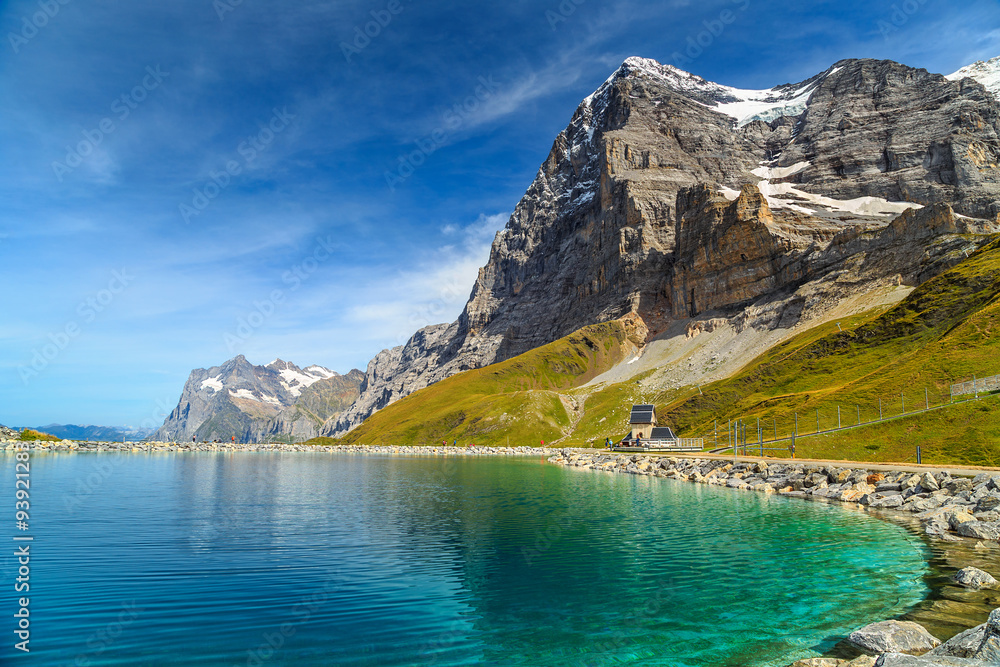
[
  {"x1": 925, "y1": 388, "x2": 929, "y2": 410},
  {"x1": 838, "y1": 405, "x2": 841, "y2": 429},
  {"x1": 916, "y1": 445, "x2": 922, "y2": 464},
  {"x1": 879, "y1": 397, "x2": 883, "y2": 420},
  {"x1": 816, "y1": 410, "x2": 820, "y2": 434}
]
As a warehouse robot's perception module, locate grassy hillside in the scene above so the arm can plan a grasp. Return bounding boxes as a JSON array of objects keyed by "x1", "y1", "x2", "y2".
[
  {"x1": 19, "y1": 428, "x2": 59, "y2": 441},
  {"x1": 649, "y1": 236, "x2": 1000, "y2": 465},
  {"x1": 305, "y1": 320, "x2": 639, "y2": 447},
  {"x1": 307, "y1": 237, "x2": 1000, "y2": 464}
]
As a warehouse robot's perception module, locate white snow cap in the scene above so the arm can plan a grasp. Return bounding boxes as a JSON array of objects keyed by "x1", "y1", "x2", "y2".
[
  {"x1": 603, "y1": 56, "x2": 836, "y2": 128},
  {"x1": 947, "y1": 56, "x2": 1000, "y2": 101}
]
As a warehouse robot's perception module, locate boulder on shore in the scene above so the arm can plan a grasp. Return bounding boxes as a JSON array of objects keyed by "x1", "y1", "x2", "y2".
[
  {"x1": 849, "y1": 620, "x2": 941, "y2": 655},
  {"x1": 953, "y1": 567, "x2": 999, "y2": 590}
]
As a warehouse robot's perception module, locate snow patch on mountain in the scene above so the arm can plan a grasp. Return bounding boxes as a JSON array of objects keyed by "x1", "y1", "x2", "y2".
[
  {"x1": 948, "y1": 56, "x2": 1000, "y2": 101},
  {"x1": 722, "y1": 160, "x2": 923, "y2": 218},
  {"x1": 265, "y1": 359, "x2": 337, "y2": 397},
  {"x1": 200, "y1": 377, "x2": 223, "y2": 392}
]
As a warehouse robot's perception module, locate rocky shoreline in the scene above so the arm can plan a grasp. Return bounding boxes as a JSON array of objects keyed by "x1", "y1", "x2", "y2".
[
  {"x1": 548, "y1": 450, "x2": 1000, "y2": 666},
  {"x1": 0, "y1": 439, "x2": 552, "y2": 457}
]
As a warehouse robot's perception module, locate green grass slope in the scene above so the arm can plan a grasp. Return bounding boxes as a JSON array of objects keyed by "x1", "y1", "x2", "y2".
[
  {"x1": 650, "y1": 236, "x2": 1000, "y2": 465},
  {"x1": 305, "y1": 321, "x2": 639, "y2": 447}
]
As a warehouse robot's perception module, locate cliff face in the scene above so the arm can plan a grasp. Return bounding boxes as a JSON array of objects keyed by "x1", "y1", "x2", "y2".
[
  {"x1": 318, "y1": 56, "x2": 1000, "y2": 435},
  {"x1": 153, "y1": 356, "x2": 362, "y2": 442}
]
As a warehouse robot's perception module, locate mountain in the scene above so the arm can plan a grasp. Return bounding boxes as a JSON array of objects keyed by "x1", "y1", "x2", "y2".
[
  {"x1": 29, "y1": 424, "x2": 153, "y2": 441},
  {"x1": 152, "y1": 356, "x2": 363, "y2": 442},
  {"x1": 321, "y1": 55, "x2": 1000, "y2": 437}
]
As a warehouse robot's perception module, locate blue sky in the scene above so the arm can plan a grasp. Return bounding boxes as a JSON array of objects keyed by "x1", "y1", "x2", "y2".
[{"x1": 1, "y1": 0, "x2": 998, "y2": 427}]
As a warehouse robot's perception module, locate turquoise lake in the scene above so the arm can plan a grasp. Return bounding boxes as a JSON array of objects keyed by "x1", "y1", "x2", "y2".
[{"x1": 0, "y1": 453, "x2": 930, "y2": 666}]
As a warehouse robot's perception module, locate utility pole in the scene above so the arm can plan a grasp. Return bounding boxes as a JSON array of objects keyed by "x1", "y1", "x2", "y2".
[
  {"x1": 901, "y1": 393, "x2": 905, "y2": 414},
  {"x1": 856, "y1": 405, "x2": 860, "y2": 425},
  {"x1": 816, "y1": 410, "x2": 820, "y2": 434},
  {"x1": 879, "y1": 398, "x2": 883, "y2": 421},
  {"x1": 925, "y1": 388, "x2": 929, "y2": 410},
  {"x1": 837, "y1": 405, "x2": 841, "y2": 429}
]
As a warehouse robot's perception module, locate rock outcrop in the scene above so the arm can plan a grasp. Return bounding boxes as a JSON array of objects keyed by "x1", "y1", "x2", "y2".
[{"x1": 322, "y1": 55, "x2": 1000, "y2": 436}]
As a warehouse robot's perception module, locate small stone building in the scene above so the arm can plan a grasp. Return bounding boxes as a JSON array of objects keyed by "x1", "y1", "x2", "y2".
[
  {"x1": 629, "y1": 404, "x2": 656, "y2": 439},
  {"x1": 627, "y1": 405, "x2": 676, "y2": 442}
]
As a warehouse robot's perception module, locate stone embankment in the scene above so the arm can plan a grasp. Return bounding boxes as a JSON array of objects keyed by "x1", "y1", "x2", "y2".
[
  {"x1": 550, "y1": 451, "x2": 1000, "y2": 666},
  {"x1": 549, "y1": 452, "x2": 1000, "y2": 541},
  {"x1": 0, "y1": 440, "x2": 551, "y2": 457}
]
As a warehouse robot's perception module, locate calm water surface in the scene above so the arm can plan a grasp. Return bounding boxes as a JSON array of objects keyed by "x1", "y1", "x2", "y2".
[{"x1": 0, "y1": 453, "x2": 929, "y2": 666}]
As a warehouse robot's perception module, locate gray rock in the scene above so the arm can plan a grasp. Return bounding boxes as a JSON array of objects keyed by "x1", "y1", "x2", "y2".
[
  {"x1": 849, "y1": 620, "x2": 941, "y2": 655},
  {"x1": 976, "y1": 607, "x2": 1000, "y2": 662},
  {"x1": 946, "y1": 479, "x2": 975, "y2": 495},
  {"x1": 930, "y1": 624, "x2": 987, "y2": 658},
  {"x1": 953, "y1": 567, "x2": 999, "y2": 589},
  {"x1": 872, "y1": 495, "x2": 906, "y2": 509},
  {"x1": 976, "y1": 496, "x2": 1000, "y2": 513},
  {"x1": 921, "y1": 473, "x2": 941, "y2": 492},
  {"x1": 874, "y1": 654, "x2": 989, "y2": 666},
  {"x1": 957, "y1": 521, "x2": 1000, "y2": 540}
]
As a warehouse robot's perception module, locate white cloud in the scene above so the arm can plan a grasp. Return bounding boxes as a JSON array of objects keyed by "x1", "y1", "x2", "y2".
[{"x1": 346, "y1": 213, "x2": 508, "y2": 346}]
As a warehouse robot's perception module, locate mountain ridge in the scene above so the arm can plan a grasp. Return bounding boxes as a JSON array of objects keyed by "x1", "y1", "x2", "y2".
[
  {"x1": 156, "y1": 53, "x2": 1000, "y2": 444},
  {"x1": 319, "y1": 54, "x2": 1000, "y2": 437}
]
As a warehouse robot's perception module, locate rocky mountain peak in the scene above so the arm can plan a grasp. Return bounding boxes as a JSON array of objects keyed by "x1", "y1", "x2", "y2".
[
  {"x1": 948, "y1": 56, "x2": 1000, "y2": 101},
  {"x1": 324, "y1": 54, "x2": 1000, "y2": 436}
]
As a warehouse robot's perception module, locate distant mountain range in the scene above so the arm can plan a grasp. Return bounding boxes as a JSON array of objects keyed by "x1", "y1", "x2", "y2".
[
  {"x1": 26, "y1": 424, "x2": 155, "y2": 441},
  {"x1": 155, "y1": 54, "x2": 1000, "y2": 445}
]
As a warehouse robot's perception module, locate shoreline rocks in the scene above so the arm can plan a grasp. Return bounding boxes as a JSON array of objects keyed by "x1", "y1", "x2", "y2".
[
  {"x1": 547, "y1": 452, "x2": 1000, "y2": 542},
  {"x1": 0, "y1": 439, "x2": 552, "y2": 457}
]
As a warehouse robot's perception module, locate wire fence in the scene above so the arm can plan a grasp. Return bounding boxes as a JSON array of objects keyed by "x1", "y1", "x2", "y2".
[
  {"x1": 694, "y1": 371, "x2": 999, "y2": 455},
  {"x1": 952, "y1": 374, "x2": 1000, "y2": 397}
]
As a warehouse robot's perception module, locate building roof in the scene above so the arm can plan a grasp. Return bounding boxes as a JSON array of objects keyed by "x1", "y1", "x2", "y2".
[
  {"x1": 629, "y1": 404, "x2": 656, "y2": 424},
  {"x1": 650, "y1": 427, "x2": 676, "y2": 440}
]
